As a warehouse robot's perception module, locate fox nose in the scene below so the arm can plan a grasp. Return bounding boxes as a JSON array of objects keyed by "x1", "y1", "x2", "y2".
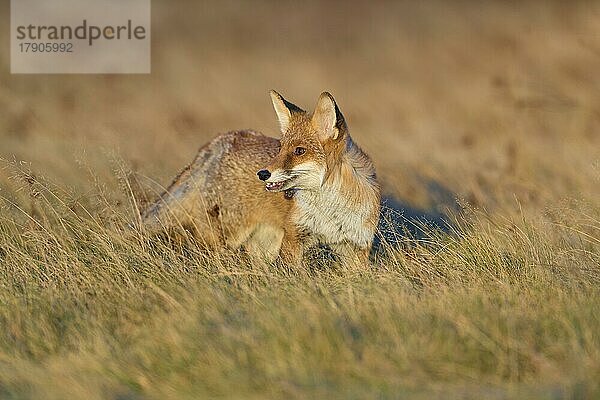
[{"x1": 257, "y1": 169, "x2": 271, "y2": 181}]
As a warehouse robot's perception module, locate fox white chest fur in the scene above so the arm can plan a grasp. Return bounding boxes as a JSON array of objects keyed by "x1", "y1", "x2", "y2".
[{"x1": 292, "y1": 177, "x2": 377, "y2": 249}]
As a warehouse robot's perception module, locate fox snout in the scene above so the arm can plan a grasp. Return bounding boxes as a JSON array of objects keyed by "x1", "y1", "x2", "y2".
[
  {"x1": 258, "y1": 167, "x2": 289, "y2": 192},
  {"x1": 257, "y1": 169, "x2": 271, "y2": 181}
]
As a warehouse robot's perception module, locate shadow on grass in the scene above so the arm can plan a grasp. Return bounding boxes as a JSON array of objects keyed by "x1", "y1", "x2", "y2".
[{"x1": 373, "y1": 179, "x2": 461, "y2": 253}]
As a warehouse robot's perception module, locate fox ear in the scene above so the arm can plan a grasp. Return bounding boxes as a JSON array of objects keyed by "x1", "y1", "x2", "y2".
[
  {"x1": 312, "y1": 92, "x2": 346, "y2": 141},
  {"x1": 270, "y1": 90, "x2": 304, "y2": 133}
]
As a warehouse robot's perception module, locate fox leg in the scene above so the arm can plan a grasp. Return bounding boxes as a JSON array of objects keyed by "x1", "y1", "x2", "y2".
[
  {"x1": 279, "y1": 228, "x2": 304, "y2": 269},
  {"x1": 244, "y1": 224, "x2": 285, "y2": 265},
  {"x1": 332, "y1": 242, "x2": 371, "y2": 269}
]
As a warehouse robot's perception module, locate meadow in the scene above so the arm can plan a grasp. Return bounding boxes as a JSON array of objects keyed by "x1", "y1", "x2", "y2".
[{"x1": 0, "y1": 1, "x2": 599, "y2": 398}]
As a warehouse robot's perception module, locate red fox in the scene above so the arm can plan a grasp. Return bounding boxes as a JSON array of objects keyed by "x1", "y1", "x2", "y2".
[{"x1": 142, "y1": 91, "x2": 380, "y2": 266}]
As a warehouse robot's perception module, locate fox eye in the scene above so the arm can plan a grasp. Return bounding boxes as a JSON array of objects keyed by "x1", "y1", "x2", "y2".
[{"x1": 294, "y1": 147, "x2": 306, "y2": 156}]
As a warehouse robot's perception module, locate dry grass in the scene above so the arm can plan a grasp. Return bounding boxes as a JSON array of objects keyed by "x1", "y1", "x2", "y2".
[{"x1": 0, "y1": 1, "x2": 599, "y2": 398}]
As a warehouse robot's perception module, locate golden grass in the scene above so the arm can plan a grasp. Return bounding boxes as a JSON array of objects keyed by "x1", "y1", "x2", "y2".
[
  {"x1": 0, "y1": 168, "x2": 598, "y2": 399},
  {"x1": 0, "y1": 1, "x2": 599, "y2": 398}
]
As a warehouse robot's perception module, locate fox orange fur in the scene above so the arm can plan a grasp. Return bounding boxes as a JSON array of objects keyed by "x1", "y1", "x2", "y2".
[{"x1": 142, "y1": 91, "x2": 380, "y2": 266}]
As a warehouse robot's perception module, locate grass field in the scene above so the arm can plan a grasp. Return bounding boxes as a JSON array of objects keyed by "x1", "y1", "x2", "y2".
[{"x1": 0, "y1": 1, "x2": 599, "y2": 398}]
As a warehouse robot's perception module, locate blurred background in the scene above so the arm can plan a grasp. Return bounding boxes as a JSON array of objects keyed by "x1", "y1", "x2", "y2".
[{"x1": 0, "y1": 1, "x2": 598, "y2": 218}]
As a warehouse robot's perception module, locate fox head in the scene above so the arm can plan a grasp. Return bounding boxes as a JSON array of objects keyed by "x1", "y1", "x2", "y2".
[{"x1": 257, "y1": 90, "x2": 349, "y2": 193}]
